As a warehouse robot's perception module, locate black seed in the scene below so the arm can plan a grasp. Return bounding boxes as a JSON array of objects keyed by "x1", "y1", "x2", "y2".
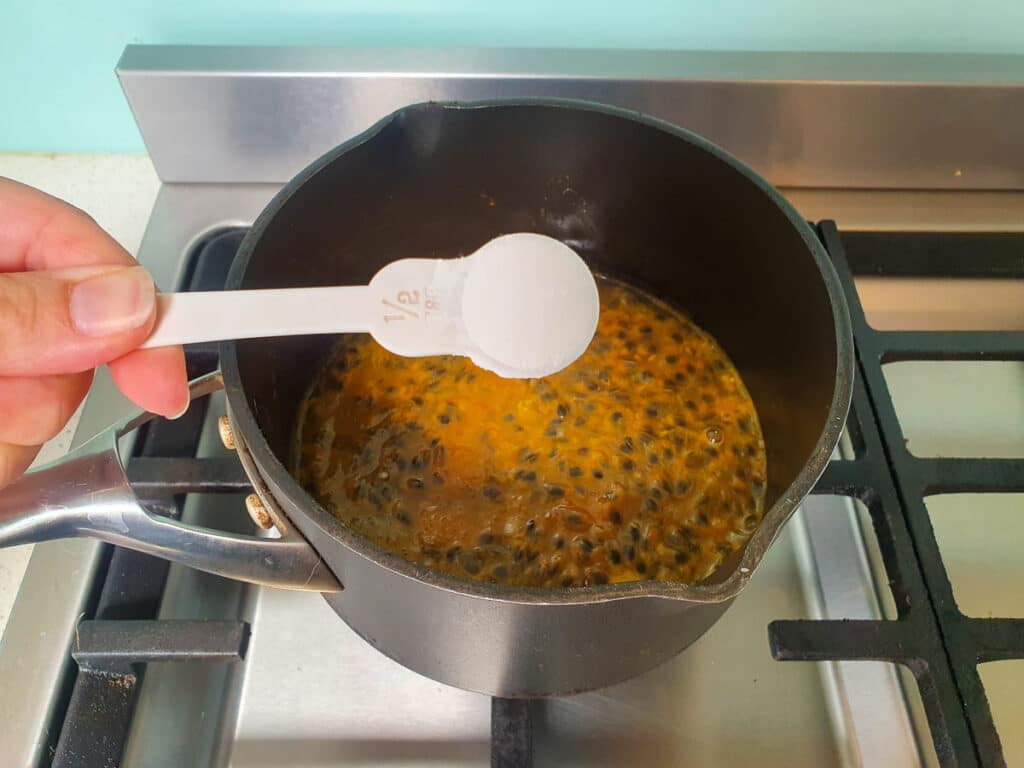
[
  {"x1": 504, "y1": 413, "x2": 515, "y2": 422},
  {"x1": 648, "y1": 453, "x2": 659, "y2": 465},
  {"x1": 635, "y1": 560, "x2": 647, "y2": 574},
  {"x1": 574, "y1": 416, "x2": 586, "y2": 427},
  {"x1": 569, "y1": 466, "x2": 583, "y2": 477},
  {"x1": 479, "y1": 531, "x2": 495, "y2": 545},
  {"x1": 644, "y1": 498, "x2": 658, "y2": 512},
  {"x1": 526, "y1": 519, "x2": 537, "y2": 532},
  {"x1": 544, "y1": 426, "x2": 559, "y2": 437},
  {"x1": 675, "y1": 551, "x2": 691, "y2": 564},
  {"x1": 672, "y1": 332, "x2": 683, "y2": 343},
  {"x1": 566, "y1": 513, "x2": 586, "y2": 529},
  {"x1": 630, "y1": 524, "x2": 641, "y2": 542},
  {"x1": 593, "y1": 469, "x2": 604, "y2": 479},
  {"x1": 609, "y1": 509, "x2": 622, "y2": 524},
  {"x1": 577, "y1": 447, "x2": 590, "y2": 456},
  {"x1": 626, "y1": 545, "x2": 636, "y2": 561},
  {"x1": 686, "y1": 454, "x2": 706, "y2": 469},
  {"x1": 438, "y1": 414, "x2": 450, "y2": 424},
  {"x1": 516, "y1": 470, "x2": 537, "y2": 483},
  {"x1": 640, "y1": 370, "x2": 653, "y2": 381},
  {"x1": 458, "y1": 552, "x2": 482, "y2": 575},
  {"x1": 554, "y1": 535, "x2": 565, "y2": 550},
  {"x1": 578, "y1": 539, "x2": 594, "y2": 553},
  {"x1": 663, "y1": 449, "x2": 674, "y2": 460},
  {"x1": 620, "y1": 438, "x2": 634, "y2": 454},
  {"x1": 686, "y1": 364, "x2": 697, "y2": 375},
  {"x1": 626, "y1": 341, "x2": 637, "y2": 352},
  {"x1": 697, "y1": 512, "x2": 710, "y2": 526},
  {"x1": 412, "y1": 396, "x2": 424, "y2": 406},
  {"x1": 609, "y1": 549, "x2": 622, "y2": 564},
  {"x1": 547, "y1": 485, "x2": 565, "y2": 498},
  {"x1": 483, "y1": 486, "x2": 502, "y2": 501},
  {"x1": 738, "y1": 416, "x2": 752, "y2": 434},
  {"x1": 685, "y1": 400, "x2": 698, "y2": 411},
  {"x1": 622, "y1": 458, "x2": 635, "y2": 471},
  {"x1": 651, "y1": 487, "x2": 663, "y2": 500},
  {"x1": 705, "y1": 447, "x2": 720, "y2": 458},
  {"x1": 666, "y1": 355, "x2": 678, "y2": 364},
  {"x1": 674, "y1": 372, "x2": 685, "y2": 382},
  {"x1": 640, "y1": 325, "x2": 652, "y2": 334},
  {"x1": 587, "y1": 381, "x2": 599, "y2": 392},
  {"x1": 645, "y1": 407, "x2": 658, "y2": 418},
  {"x1": 406, "y1": 477, "x2": 424, "y2": 490},
  {"x1": 525, "y1": 452, "x2": 539, "y2": 463},
  {"x1": 396, "y1": 511, "x2": 411, "y2": 525},
  {"x1": 746, "y1": 445, "x2": 758, "y2": 457},
  {"x1": 446, "y1": 546, "x2": 461, "y2": 562},
  {"x1": 676, "y1": 481, "x2": 691, "y2": 495},
  {"x1": 411, "y1": 456, "x2": 422, "y2": 469},
  {"x1": 590, "y1": 571, "x2": 609, "y2": 585},
  {"x1": 611, "y1": 411, "x2": 623, "y2": 422},
  {"x1": 549, "y1": 448, "x2": 559, "y2": 458},
  {"x1": 713, "y1": 359, "x2": 727, "y2": 371},
  {"x1": 541, "y1": 392, "x2": 556, "y2": 402},
  {"x1": 557, "y1": 404, "x2": 569, "y2": 420}
]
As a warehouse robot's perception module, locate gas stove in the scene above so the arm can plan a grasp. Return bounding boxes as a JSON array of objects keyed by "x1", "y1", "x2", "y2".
[{"x1": 1, "y1": 46, "x2": 1022, "y2": 768}]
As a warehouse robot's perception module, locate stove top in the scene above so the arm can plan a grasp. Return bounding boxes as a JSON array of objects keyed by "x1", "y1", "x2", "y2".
[{"x1": 1, "y1": 45, "x2": 1023, "y2": 768}]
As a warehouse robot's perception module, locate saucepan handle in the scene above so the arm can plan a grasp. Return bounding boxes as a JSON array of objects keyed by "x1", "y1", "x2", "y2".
[{"x1": 0, "y1": 372, "x2": 340, "y2": 592}]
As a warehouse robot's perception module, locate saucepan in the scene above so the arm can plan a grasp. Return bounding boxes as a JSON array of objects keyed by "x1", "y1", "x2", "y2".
[{"x1": 0, "y1": 100, "x2": 853, "y2": 697}]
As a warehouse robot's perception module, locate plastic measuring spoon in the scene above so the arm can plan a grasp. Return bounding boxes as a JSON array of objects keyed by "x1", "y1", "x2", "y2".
[{"x1": 142, "y1": 233, "x2": 600, "y2": 379}]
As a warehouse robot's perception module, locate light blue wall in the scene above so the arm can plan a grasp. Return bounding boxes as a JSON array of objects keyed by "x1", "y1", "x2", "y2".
[{"x1": 4, "y1": 0, "x2": 1023, "y2": 153}]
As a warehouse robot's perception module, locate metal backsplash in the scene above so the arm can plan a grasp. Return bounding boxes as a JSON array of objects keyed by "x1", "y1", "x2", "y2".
[{"x1": 117, "y1": 45, "x2": 1024, "y2": 190}]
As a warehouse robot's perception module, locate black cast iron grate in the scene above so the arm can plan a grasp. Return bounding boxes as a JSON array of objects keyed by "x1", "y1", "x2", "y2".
[
  {"x1": 49, "y1": 229, "x2": 253, "y2": 768},
  {"x1": 45, "y1": 223, "x2": 1024, "y2": 767},
  {"x1": 768, "y1": 221, "x2": 1024, "y2": 768}
]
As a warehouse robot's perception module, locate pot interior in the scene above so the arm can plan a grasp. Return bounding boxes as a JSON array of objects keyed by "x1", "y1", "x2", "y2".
[{"x1": 228, "y1": 102, "x2": 841, "y2": 583}]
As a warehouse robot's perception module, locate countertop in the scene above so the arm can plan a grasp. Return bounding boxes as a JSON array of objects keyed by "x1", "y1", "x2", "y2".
[{"x1": 0, "y1": 153, "x2": 160, "y2": 636}]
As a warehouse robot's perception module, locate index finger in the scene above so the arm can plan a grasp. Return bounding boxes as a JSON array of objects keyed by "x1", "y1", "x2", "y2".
[{"x1": 0, "y1": 176, "x2": 135, "y2": 272}]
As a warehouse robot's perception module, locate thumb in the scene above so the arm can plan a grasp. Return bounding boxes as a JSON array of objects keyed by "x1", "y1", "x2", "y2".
[{"x1": 0, "y1": 265, "x2": 156, "y2": 377}]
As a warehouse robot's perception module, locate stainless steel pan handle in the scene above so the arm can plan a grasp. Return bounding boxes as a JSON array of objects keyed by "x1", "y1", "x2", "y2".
[{"x1": 0, "y1": 372, "x2": 340, "y2": 592}]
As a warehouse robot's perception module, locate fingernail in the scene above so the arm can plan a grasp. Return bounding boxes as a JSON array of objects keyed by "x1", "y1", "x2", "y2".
[
  {"x1": 70, "y1": 267, "x2": 155, "y2": 337},
  {"x1": 167, "y1": 396, "x2": 191, "y2": 421}
]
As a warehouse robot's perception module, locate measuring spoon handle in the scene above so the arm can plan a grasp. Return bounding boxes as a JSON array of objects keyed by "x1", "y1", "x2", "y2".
[{"x1": 141, "y1": 286, "x2": 373, "y2": 348}]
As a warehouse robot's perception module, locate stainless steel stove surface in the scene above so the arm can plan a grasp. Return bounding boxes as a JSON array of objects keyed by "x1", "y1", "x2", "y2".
[{"x1": 2, "y1": 46, "x2": 1023, "y2": 768}]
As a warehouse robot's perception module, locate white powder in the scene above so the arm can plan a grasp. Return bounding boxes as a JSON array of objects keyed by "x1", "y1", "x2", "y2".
[{"x1": 459, "y1": 233, "x2": 599, "y2": 379}]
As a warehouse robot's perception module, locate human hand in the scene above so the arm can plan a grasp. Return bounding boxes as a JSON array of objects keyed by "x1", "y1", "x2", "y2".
[{"x1": 0, "y1": 177, "x2": 188, "y2": 489}]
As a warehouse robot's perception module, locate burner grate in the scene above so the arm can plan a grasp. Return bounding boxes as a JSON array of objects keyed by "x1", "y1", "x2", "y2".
[
  {"x1": 50, "y1": 229, "x2": 252, "y2": 768},
  {"x1": 769, "y1": 222, "x2": 1024, "y2": 768}
]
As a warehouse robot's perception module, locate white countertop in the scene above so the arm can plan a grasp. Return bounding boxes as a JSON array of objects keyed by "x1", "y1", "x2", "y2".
[{"x1": 0, "y1": 153, "x2": 160, "y2": 636}]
